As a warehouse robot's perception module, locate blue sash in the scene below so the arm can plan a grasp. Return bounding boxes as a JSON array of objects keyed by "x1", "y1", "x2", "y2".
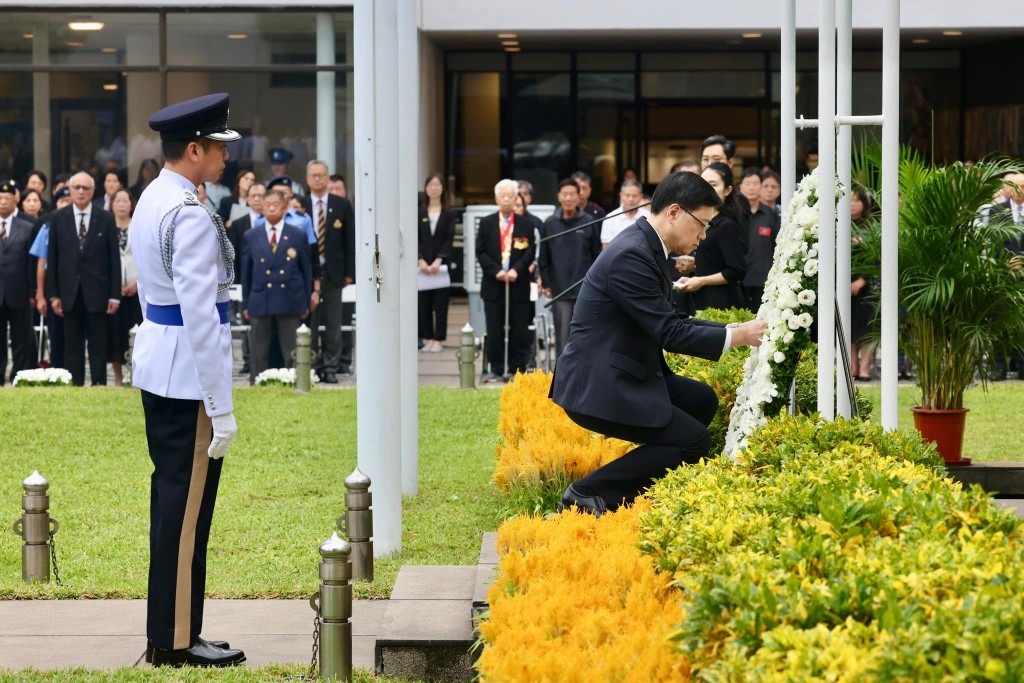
[{"x1": 146, "y1": 301, "x2": 230, "y2": 326}]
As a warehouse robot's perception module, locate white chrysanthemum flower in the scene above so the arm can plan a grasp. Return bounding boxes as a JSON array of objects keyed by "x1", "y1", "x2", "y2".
[
  {"x1": 797, "y1": 312, "x2": 813, "y2": 328},
  {"x1": 797, "y1": 290, "x2": 816, "y2": 306},
  {"x1": 803, "y1": 259, "x2": 819, "y2": 276},
  {"x1": 773, "y1": 351, "x2": 786, "y2": 364}
]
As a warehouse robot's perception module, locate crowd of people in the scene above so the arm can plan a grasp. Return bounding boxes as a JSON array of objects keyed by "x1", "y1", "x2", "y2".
[{"x1": 0, "y1": 148, "x2": 355, "y2": 386}]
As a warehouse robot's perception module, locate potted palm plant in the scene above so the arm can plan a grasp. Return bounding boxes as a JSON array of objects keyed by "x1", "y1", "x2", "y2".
[{"x1": 854, "y1": 147, "x2": 1024, "y2": 465}]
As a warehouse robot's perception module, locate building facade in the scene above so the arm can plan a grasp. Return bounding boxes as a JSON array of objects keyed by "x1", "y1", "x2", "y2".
[{"x1": 1, "y1": 1, "x2": 1021, "y2": 209}]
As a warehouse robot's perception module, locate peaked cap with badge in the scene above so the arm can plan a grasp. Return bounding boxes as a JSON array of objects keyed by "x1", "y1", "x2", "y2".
[{"x1": 148, "y1": 92, "x2": 242, "y2": 143}]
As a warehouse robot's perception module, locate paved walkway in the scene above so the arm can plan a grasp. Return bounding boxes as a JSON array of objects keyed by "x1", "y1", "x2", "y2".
[{"x1": 0, "y1": 599, "x2": 386, "y2": 671}]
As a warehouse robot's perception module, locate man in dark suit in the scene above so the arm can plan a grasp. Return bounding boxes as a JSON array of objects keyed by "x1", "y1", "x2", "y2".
[
  {"x1": 242, "y1": 189, "x2": 312, "y2": 383},
  {"x1": 477, "y1": 179, "x2": 536, "y2": 381},
  {"x1": 551, "y1": 172, "x2": 767, "y2": 516},
  {"x1": 301, "y1": 160, "x2": 355, "y2": 382},
  {"x1": 0, "y1": 180, "x2": 38, "y2": 383},
  {"x1": 46, "y1": 171, "x2": 121, "y2": 386}
]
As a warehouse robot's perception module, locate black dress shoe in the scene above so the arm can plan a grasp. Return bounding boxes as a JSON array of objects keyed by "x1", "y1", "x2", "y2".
[
  {"x1": 151, "y1": 639, "x2": 245, "y2": 668},
  {"x1": 322, "y1": 371, "x2": 338, "y2": 384},
  {"x1": 146, "y1": 637, "x2": 231, "y2": 664},
  {"x1": 556, "y1": 484, "x2": 608, "y2": 517},
  {"x1": 338, "y1": 365, "x2": 353, "y2": 377}
]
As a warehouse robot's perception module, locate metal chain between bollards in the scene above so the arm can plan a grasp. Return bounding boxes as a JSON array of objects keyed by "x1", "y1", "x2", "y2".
[
  {"x1": 307, "y1": 613, "x2": 320, "y2": 680},
  {"x1": 49, "y1": 531, "x2": 62, "y2": 587}
]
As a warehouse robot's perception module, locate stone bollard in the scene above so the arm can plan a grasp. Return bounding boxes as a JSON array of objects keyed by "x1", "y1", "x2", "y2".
[
  {"x1": 311, "y1": 532, "x2": 353, "y2": 682},
  {"x1": 336, "y1": 468, "x2": 373, "y2": 581},
  {"x1": 295, "y1": 323, "x2": 312, "y2": 393},
  {"x1": 12, "y1": 471, "x2": 59, "y2": 584},
  {"x1": 454, "y1": 323, "x2": 478, "y2": 390}
]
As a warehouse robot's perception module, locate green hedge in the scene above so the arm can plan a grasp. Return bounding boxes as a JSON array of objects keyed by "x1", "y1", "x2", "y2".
[{"x1": 638, "y1": 415, "x2": 1024, "y2": 681}]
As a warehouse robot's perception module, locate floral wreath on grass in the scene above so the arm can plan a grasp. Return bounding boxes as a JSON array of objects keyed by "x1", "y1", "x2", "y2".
[
  {"x1": 254, "y1": 368, "x2": 321, "y2": 386},
  {"x1": 12, "y1": 368, "x2": 73, "y2": 387},
  {"x1": 724, "y1": 170, "x2": 822, "y2": 458}
]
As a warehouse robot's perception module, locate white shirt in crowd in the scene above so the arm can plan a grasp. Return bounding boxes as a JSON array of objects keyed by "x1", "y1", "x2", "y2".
[
  {"x1": 600, "y1": 205, "x2": 652, "y2": 245},
  {"x1": 265, "y1": 219, "x2": 284, "y2": 244}
]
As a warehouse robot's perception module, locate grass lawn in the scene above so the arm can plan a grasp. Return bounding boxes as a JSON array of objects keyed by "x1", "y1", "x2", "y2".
[
  {"x1": 0, "y1": 386, "x2": 501, "y2": 600},
  {"x1": 0, "y1": 666, "x2": 411, "y2": 682},
  {"x1": 859, "y1": 383, "x2": 1024, "y2": 462}
]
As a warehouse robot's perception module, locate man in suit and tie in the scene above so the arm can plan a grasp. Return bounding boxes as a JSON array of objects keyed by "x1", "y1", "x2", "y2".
[
  {"x1": 301, "y1": 160, "x2": 355, "y2": 383},
  {"x1": 242, "y1": 189, "x2": 312, "y2": 383},
  {"x1": 550, "y1": 172, "x2": 767, "y2": 516},
  {"x1": 476, "y1": 179, "x2": 536, "y2": 381},
  {"x1": 46, "y1": 171, "x2": 121, "y2": 386},
  {"x1": 0, "y1": 180, "x2": 38, "y2": 383}
]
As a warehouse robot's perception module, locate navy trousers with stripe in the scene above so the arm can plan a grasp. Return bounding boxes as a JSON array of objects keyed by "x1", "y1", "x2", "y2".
[{"x1": 141, "y1": 390, "x2": 223, "y2": 650}]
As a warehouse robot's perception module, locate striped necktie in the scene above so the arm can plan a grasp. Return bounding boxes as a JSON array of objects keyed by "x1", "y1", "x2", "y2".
[
  {"x1": 0, "y1": 220, "x2": 6, "y2": 241},
  {"x1": 317, "y1": 199, "x2": 326, "y2": 257},
  {"x1": 270, "y1": 226, "x2": 278, "y2": 253},
  {"x1": 78, "y1": 213, "x2": 87, "y2": 250}
]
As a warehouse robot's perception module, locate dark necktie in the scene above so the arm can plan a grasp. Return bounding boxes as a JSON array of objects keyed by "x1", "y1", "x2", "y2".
[
  {"x1": 317, "y1": 199, "x2": 326, "y2": 257},
  {"x1": 0, "y1": 220, "x2": 6, "y2": 241},
  {"x1": 270, "y1": 226, "x2": 278, "y2": 253},
  {"x1": 78, "y1": 213, "x2": 87, "y2": 251}
]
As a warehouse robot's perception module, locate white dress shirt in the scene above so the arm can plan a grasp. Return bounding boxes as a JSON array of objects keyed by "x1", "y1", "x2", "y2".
[
  {"x1": 601, "y1": 205, "x2": 651, "y2": 245},
  {"x1": 265, "y1": 220, "x2": 283, "y2": 245}
]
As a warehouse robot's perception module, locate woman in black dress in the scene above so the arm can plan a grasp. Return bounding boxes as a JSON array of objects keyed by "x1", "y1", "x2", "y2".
[
  {"x1": 677, "y1": 162, "x2": 748, "y2": 312},
  {"x1": 417, "y1": 173, "x2": 456, "y2": 353},
  {"x1": 850, "y1": 189, "x2": 876, "y2": 380}
]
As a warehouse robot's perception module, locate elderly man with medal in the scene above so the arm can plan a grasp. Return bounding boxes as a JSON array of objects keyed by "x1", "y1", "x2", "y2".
[
  {"x1": 130, "y1": 92, "x2": 246, "y2": 668},
  {"x1": 475, "y1": 178, "x2": 535, "y2": 382}
]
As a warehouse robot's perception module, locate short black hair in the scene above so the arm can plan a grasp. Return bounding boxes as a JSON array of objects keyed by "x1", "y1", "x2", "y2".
[
  {"x1": 760, "y1": 170, "x2": 780, "y2": 184},
  {"x1": 26, "y1": 170, "x2": 47, "y2": 190},
  {"x1": 329, "y1": 174, "x2": 346, "y2": 183},
  {"x1": 701, "y1": 134, "x2": 735, "y2": 159},
  {"x1": 741, "y1": 166, "x2": 762, "y2": 182},
  {"x1": 162, "y1": 138, "x2": 214, "y2": 163},
  {"x1": 570, "y1": 171, "x2": 591, "y2": 185},
  {"x1": 650, "y1": 172, "x2": 722, "y2": 214},
  {"x1": 558, "y1": 178, "x2": 580, "y2": 194}
]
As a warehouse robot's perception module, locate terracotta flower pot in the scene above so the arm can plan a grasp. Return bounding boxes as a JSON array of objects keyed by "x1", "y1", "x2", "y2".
[{"x1": 911, "y1": 407, "x2": 970, "y2": 466}]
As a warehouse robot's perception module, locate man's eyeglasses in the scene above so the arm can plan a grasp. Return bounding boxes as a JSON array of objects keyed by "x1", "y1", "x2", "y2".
[
  {"x1": 70, "y1": 185, "x2": 93, "y2": 192},
  {"x1": 682, "y1": 206, "x2": 711, "y2": 234}
]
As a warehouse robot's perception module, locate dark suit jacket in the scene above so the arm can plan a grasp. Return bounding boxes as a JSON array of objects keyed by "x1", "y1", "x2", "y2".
[
  {"x1": 241, "y1": 221, "x2": 312, "y2": 317},
  {"x1": 417, "y1": 208, "x2": 455, "y2": 265},
  {"x1": 550, "y1": 217, "x2": 728, "y2": 429},
  {"x1": 0, "y1": 215, "x2": 37, "y2": 309},
  {"x1": 300, "y1": 193, "x2": 356, "y2": 285},
  {"x1": 476, "y1": 211, "x2": 535, "y2": 303},
  {"x1": 45, "y1": 205, "x2": 120, "y2": 314},
  {"x1": 227, "y1": 213, "x2": 254, "y2": 284}
]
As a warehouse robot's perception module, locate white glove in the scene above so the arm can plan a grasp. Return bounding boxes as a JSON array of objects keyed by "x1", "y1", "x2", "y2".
[{"x1": 209, "y1": 412, "x2": 238, "y2": 460}]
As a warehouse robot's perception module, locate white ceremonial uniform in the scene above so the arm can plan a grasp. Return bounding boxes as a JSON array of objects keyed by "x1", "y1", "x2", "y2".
[{"x1": 130, "y1": 168, "x2": 234, "y2": 416}]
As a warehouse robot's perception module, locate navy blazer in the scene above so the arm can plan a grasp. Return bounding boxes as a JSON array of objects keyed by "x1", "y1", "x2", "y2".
[
  {"x1": 241, "y1": 221, "x2": 312, "y2": 317},
  {"x1": 550, "y1": 217, "x2": 728, "y2": 429},
  {"x1": 0, "y1": 215, "x2": 37, "y2": 308}
]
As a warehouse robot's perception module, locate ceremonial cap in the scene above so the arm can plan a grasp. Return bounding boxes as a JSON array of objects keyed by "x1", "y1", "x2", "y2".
[
  {"x1": 54, "y1": 186, "x2": 71, "y2": 199},
  {"x1": 0, "y1": 179, "x2": 15, "y2": 194},
  {"x1": 269, "y1": 148, "x2": 294, "y2": 165},
  {"x1": 266, "y1": 176, "x2": 293, "y2": 190},
  {"x1": 148, "y1": 93, "x2": 241, "y2": 143}
]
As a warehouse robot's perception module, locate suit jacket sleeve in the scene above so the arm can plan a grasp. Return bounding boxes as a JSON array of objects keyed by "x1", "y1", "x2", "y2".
[
  {"x1": 172, "y1": 204, "x2": 234, "y2": 416},
  {"x1": 46, "y1": 215, "x2": 59, "y2": 300},
  {"x1": 241, "y1": 232, "x2": 252, "y2": 310},
  {"x1": 343, "y1": 199, "x2": 356, "y2": 281},
  {"x1": 607, "y1": 246, "x2": 727, "y2": 360},
  {"x1": 301, "y1": 232, "x2": 313, "y2": 304},
  {"x1": 476, "y1": 217, "x2": 500, "y2": 279},
  {"x1": 512, "y1": 225, "x2": 535, "y2": 276},
  {"x1": 437, "y1": 211, "x2": 455, "y2": 262}
]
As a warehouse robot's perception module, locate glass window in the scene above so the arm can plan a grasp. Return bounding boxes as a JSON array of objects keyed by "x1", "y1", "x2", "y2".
[
  {"x1": 577, "y1": 53, "x2": 635, "y2": 72},
  {"x1": 511, "y1": 73, "x2": 572, "y2": 204},
  {"x1": 447, "y1": 72, "x2": 503, "y2": 206},
  {"x1": 0, "y1": 73, "x2": 34, "y2": 183},
  {"x1": 642, "y1": 71, "x2": 766, "y2": 99},
  {"x1": 511, "y1": 53, "x2": 571, "y2": 71},
  {"x1": 0, "y1": 13, "x2": 160, "y2": 66},
  {"x1": 166, "y1": 11, "x2": 350, "y2": 67},
  {"x1": 577, "y1": 73, "x2": 636, "y2": 209}
]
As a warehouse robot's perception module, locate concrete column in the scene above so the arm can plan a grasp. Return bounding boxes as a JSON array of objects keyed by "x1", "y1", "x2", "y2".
[
  {"x1": 397, "y1": 0, "x2": 419, "y2": 496},
  {"x1": 816, "y1": 0, "x2": 837, "y2": 420},
  {"x1": 880, "y1": 0, "x2": 900, "y2": 430},
  {"x1": 836, "y1": 0, "x2": 853, "y2": 417},
  {"x1": 316, "y1": 12, "x2": 337, "y2": 173},
  {"x1": 32, "y1": 27, "x2": 51, "y2": 181},
  {"x1": 355, "y1": 0, "x2": 402, "y2": 555}
]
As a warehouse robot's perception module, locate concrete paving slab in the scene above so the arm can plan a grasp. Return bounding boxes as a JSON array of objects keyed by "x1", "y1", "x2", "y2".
[
  {"x1": 376, "y1": 600, "x2": 473, "y2": 645},
  {"x1": 390, "y1": 566, "x2": 476, "y2": 601},
  {"x1": 478, "y1": 532, "x2": 498, "y2": 565},
  {"x1": 993, "y1": 498, "x2": 1024, "y2": 518}
]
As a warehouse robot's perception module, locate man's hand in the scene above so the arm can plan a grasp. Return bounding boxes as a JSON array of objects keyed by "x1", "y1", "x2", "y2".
[
  {"x1": 107, "y1": 300, "x2": 120, "y2": 315},
  {"x1": 243, "y1": 309, "x2": 250, "y2": 321},
  {"x1": 506, "y1": 268, "x2": 518, "y2": 283},
  {"x1": 35, "y1": 297, "x2": 46, "y2": 316},
  {"x1": 122, "y1": 282, "x2": 138, "y2": 297},
  {"x1": 301, "y1": 308, "x2": 310, "y2": 320},
  {"x1": 495, "y1": 270, "x2": 507, "y2": 282},
  {"x1": 680, "y1": 276, "x2": 705, "y2": 292},
  {"x1": 674, "y1": 255, "x2": 695, "y2": 274},
  {"x1": 730, "y1": 320, "x2": 768, "y2": 348},
  {"x1": 51, "y1": 298, "x2": 63, "y2": 317},
  {"x1": 208, "y1": 412, "x2": 238, "y2": 460},
  {"x1": 851, "y1": 277, "x2": 867, "y2": 296},
  {"x1": 344, "y1": 276, "x2": 353, "y2": 286},
  {"x1": 310, "y1": 291, "x2": 320, "y2": 312},
  {"x1": 543, "y1": 288, "x2": 552, "y2": 299}
]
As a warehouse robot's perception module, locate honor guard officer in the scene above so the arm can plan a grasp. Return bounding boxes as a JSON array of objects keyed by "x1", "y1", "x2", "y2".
[
  {"x1": 269, "y1": 148, "x2": 304, "y2": 197},
  {"x1": 130, "y1": 92, "x2": 246, "y2": 668}
]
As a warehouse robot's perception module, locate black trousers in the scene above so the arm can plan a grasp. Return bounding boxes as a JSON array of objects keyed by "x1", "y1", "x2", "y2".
[
  {"x1": 483, "y1": 294, "x2": 533, "y2": 376},
  {"x1": 250, "y1": 314, "x2": 301, "y2": 382},
  {"x1": 551, "y1": 299, "x2": 575, "y2": 358},
  {"x1": 0, "y1": 303, "x2": 33, "y2": 384},
  {"x1": 340, "y1": 301, "x2": 354, "y2": 370},
  {"x1": 418, "y1": 287, "x2": 451, "y2": 341},
  {"x1": 312, "y1": 276, "x2": 344, "y2": 373},
  {"x1": 565, "y1": 373, "x2": 718, "y2": 508},
  {"x1": 141, "y1": 390, "x2": 223, "y2": 650},
  {"x1": 63, "y1": 292, "x2": 108, "y2": 386}
]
